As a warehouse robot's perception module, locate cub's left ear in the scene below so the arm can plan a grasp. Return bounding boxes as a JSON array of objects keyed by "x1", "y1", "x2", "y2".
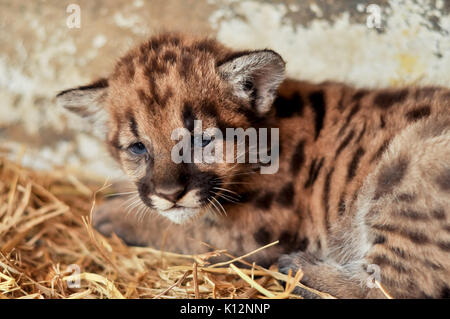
[
  {"x1": 218, "y1": 50, "x2": 285, "y2": 114},
  {"x1": 56, "y1": 78, "x2": 109, "y2": 122}
]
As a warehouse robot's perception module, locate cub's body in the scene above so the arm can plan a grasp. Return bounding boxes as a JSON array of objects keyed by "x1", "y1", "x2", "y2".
[{"x1": 58, "y1": 33, "x2": 450, "y2": 298}]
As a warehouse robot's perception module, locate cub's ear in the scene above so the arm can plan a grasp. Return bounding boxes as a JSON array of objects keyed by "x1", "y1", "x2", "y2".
[
  {"x1": 56, "y1": 78, "x2": 109, "y2": 122},
  {"x1": 218, "y1": 50, "x2": 285, "y2": 114}
]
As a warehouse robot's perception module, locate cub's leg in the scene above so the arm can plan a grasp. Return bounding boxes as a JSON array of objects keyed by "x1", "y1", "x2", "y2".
[
  {"x1": 280, "y1": 117, "x2": 450, "y2": 298},
  {"x1": 92, "y1": 197, "x2": 221, "y2": 253},
  {"x1": 92, "y1": 197, "x2": 302, "y2": 267},
  {"x1": 278, "y1": 251, "x2": 385, "y2": 298}
]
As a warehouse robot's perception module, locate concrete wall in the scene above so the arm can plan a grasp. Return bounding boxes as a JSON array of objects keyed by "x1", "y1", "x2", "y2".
[{"x1": 0, "y1": 0, "x2": 449, "y2": 179}]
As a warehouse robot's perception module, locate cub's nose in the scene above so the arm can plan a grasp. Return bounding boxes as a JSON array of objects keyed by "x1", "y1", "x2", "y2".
[{"x1": 155, "y1": 185, "x2": 185, "y2": 203}]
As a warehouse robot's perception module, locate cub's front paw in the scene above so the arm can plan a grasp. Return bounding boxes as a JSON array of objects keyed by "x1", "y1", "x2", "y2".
[
  {"x1": 278, "y1": 251, "x2": 321, "y2": 298},
  {"x1": 278, "y1": 251, "x2": 320, "y2": 274},
  {"x1": 92, "y1": 198, "x2": 147, "y2": 246}
]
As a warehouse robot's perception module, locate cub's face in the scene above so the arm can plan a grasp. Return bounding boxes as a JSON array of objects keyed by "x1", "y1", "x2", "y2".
[{"x1": 57, "y1": 34, "x2": 284, "y2": 224}]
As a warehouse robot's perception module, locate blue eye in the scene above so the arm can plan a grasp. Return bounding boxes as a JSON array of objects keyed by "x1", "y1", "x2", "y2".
[
  {"x1": 192, "y1": 135, "x2": 211, "y2": 147},
  {"x1": 128, "y1": 142, "x2": 147, "y2": 155}
]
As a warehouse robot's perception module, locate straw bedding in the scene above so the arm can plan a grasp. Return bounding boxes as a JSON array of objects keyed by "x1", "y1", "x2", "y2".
[{"x1": 0, "y1": 155, "x2": 334, "y2": 299}]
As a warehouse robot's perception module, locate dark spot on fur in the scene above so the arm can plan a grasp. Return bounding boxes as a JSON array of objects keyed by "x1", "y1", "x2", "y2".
[
  {"x1": 162, "y1": 50, "x2": 177, "y2": 64},
  {"x1": 373, "y1": 157, "x2": 408, "y2": 200},
  {"x1": 179, "y1": 55, "x2": 194, "y2": 79},
  {"x1": 147, "y1": 38, "x2": 163, "y2": 52},
  {"x1": 304, "y1": 157, "x2": 325, "y2": 188},
  {"x1": 204, "y1": 216, "x2": 218, "y2": 227},
  {"x1": 432, "y1": 208, "x2": 446, "y2": 220},
  {"x1": 108, "y1": 130, "x2": 122, "y2": 161},
  {"x1": 402, "y1": 230, "x2": 429, "y2": 244},
  {"x1": 150, "y1": 57, "x2": 167, "y2": 74},
  {"x1": 352, "y1": 89, "x2": 369, "y2": 101},
  {"x1": 149, "y1": 77, "x2": 166, "y2": 107},
  {"x1": 337, "y1": 193, "x2": 346, "y2": 216},
  {"x1": 127, "y1": 111, "x2": 139, "y2": 138},
  {"x1": 338, "y1": 103, "x2": 360, "y2": 137},
  {"x1": 374, "y1": 89, "x2": 408, "y2": 109},
  {"x1": 193, "y1": 39, "x2": 219, "y2": 54},
  {"x1": 373, "y1": 224, "x2": 429, "y2": 244},
  {"x1": 336, "y1": 92, "x2": 346, "y2": 111},
  {"x1": 183, "y1": 102, "x2": 195, "y2": 132},
  {"x1": 276, "y1": 183, "x2": 295, "y2": 207},
  {"x1": 274, "y1": 93, "x2": 304, "y2": 118},
  {"x1": 335, "y1": 129, "x2": 355, "y2": 158},
  {"x1": 370, "y1": 138, "x2": 391, "y2": 163},
  {"x1": 202, "y1": 100, "x2": 218, "y2": 118},
  {"x1": 372, "y1": 255, "x2": 409, "y2": 274},
  {"x1": 437, "y1": 241, "x2": 450, "y2": 252},
  {"x1": 373, "y1": 235, "x2": 386, "y2": 245},
  {"x1": 239, "y1": 190, "x2": 258, "y2": 203},
  {"x1": 355, "y1": 124, "x2": 366, "y2": 144},
  {"x1": 159, "y1": 86, "x2": 174, "y2": 108},
  {"x1": 254, "y1": 192, "x2": 275, "y2": 209},
  {"x1": 380, "y1": 115, "x2": 386, "y2": 128},
  {"x1": 290, "y1": 140, "x2": 306, "y2": 175},
  {"x1": 309, "y1": 91, "x2": 326, "y2": 140},
  {"x1": 143, "y1": 62, "x2": 154, "y2": 82},
  {"x1": 137, "y1": 89, "x2": 153, "y2": 109},
  {"x1": 406, "y1": 105, "x2": 431, "y2": 122},
  {"x1": 423, "y1": 261, "x2": 442, "y2": 270},
  {"x1": 372, "y1": 223, "x2": 397, "y2": 232},
  {"x1": 396, "y1": 209, "x2": 428, "y2": 220},
  {"x1": 366, "y1": 208, "x2": 379, "y2": 220},
  {"x1": 347, "y1": 147, "x2": 365, "y2": 181},
  {"x1": 435, "y1": 169, "x2": 450, "y2": 192},
  {"x1": 316, "y1": 239, "x2": 322, "y2": 251},
  {"x1": 296, "y1": 237, "x2": 309, "y2": 251},
  {"x1": 253, "y1": 227, "x2": 272, "y2": 245},
  {"x1": 323, "y1": 167, "x2": 334, "y2": 230},
  {"x1": 279, "y1": 231, "x2": 307, "y2": 252},
  {"x1": 390, "y1": 246, "x2": 406, "y2": 258},
  {"x1": 397, "y1": 193, "x2": 416, "y2": 202}
]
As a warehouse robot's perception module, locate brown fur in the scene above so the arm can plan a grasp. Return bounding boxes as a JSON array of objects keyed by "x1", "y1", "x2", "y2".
[{"x1": 57, "y1": 33, "x2": 450, "y2": 298}]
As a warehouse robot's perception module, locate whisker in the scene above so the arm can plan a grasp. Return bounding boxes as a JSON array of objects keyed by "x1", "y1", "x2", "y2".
[
  {"x1": 125, "y1": 199, "x2": 142, "y2": 218},
  {"x1": 218, "y1": 181, "x2": 253, "y2": 185},
  {"x1": 212, "y1": 187, "x2": 241, "y2": 197},
  {"x1": 105, "y1": 191, "x2": 138, "y2": 198},
  {"x1": 211, "y1": 196, "x2": 227, "y2": 217},
  {"x1": 120, "y1": 194, "x2": 140, "y2": 208},
  {"x1": 207, "y1": 197, "x2": 223, "y2": 217},
  {"x1": 211, "y1": 191, "x2": 240, "y2": 203}
]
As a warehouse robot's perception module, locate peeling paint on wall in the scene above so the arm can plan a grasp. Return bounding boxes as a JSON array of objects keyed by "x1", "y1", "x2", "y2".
[
  {"x1": 0, "y1": 0, "x2": 448, "y2": 178},
  {"x1": 210, "y1": 0, "x2": 450, "y2": 87}
]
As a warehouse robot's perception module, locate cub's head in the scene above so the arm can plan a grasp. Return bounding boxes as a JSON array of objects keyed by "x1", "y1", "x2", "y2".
[{"x1": 57, "y1": 33, "x2": 285, "y2": 224}]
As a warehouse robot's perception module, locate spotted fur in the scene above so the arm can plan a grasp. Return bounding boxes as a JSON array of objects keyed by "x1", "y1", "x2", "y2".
[{"x1": 57, "y1": 33, "x2": 450, "y2": 298}]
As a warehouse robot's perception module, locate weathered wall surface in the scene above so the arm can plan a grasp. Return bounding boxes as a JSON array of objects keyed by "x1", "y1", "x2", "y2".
[{"x1": 0, "y1": 0, "x2": 449, "y2": 179}]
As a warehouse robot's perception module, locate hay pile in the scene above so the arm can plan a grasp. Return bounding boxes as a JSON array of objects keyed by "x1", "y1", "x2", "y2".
[{"x1": 0, "y1": 155, "x2": 333, "y2": 299}]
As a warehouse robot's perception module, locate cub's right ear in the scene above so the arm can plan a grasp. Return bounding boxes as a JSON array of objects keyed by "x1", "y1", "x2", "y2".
[{"x1": 56, "y1": 78, "x2": 109, "y2": 121}]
